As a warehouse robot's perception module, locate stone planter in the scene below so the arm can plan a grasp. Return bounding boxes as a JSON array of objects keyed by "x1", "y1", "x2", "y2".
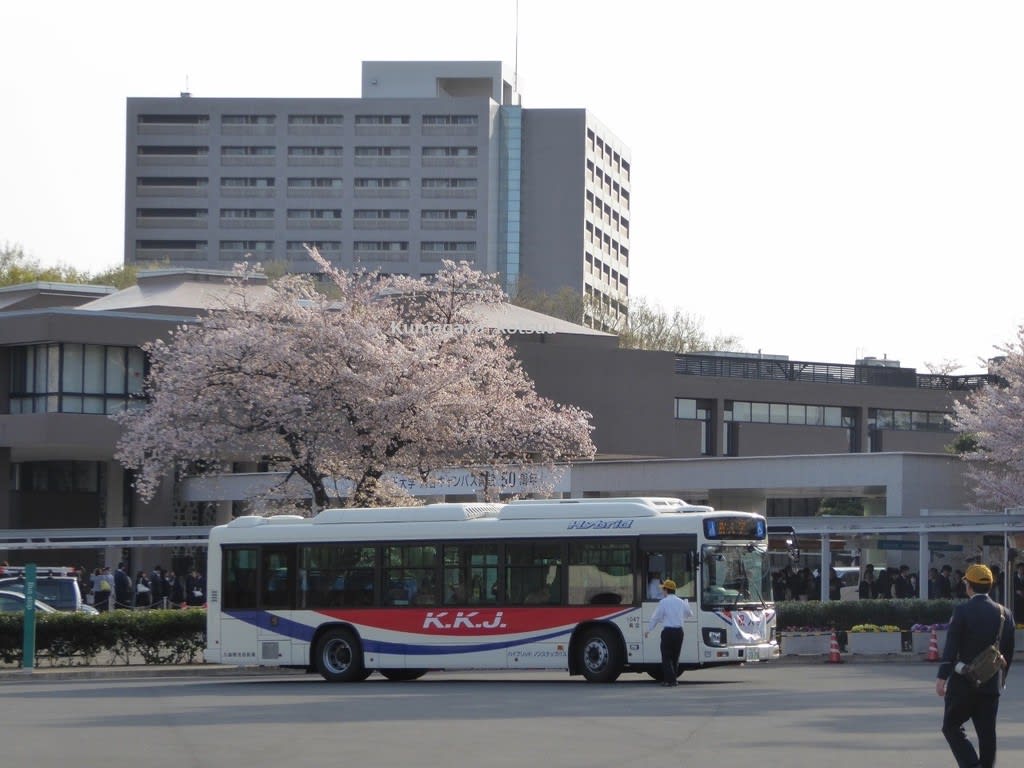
[
  {"x1": 780, "y1": 632, "x2": 831, "y2": 655},
  {"x1": 846, "y1": 632, "x2": 902, "y2": 655},
  {"x1": 912, "y1": 630, "x2": 947, "y2": 655}
]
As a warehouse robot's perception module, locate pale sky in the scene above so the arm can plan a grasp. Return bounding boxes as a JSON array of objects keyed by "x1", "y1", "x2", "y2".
[{"x1": 2, "y1": 1, "x2": 1022, "y2": 373}]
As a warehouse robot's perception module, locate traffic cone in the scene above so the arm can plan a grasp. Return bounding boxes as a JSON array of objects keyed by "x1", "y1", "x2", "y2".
[
  {"x1": 827, "y1": 629, "x2": 843, "y2": 664},
  {"x1": 925, "y1": 627, "x2": 940, "y2": 662}
]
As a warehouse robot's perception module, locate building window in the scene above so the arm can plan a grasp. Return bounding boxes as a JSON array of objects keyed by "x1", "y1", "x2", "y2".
[
  {"x1": 9, "y1": 344, "x2": 146, "y2": 414},
  {"x1": 137, "y1": 177, "x2": 208, "y2": 188},
  {"x1": 287, "y1": 209, "x2": 342, "y2": 220},
  {"x1": 420, "y1": 241, "x2": 475, "y2": 252},
  {"x1": 221, "y1": 146, "x2": 275, "y2": 156},
  {"x1": 725, "y1": 400, "x2": 856, "y2": 428},
  {"x1": 423, "y1": 115, "x2": 479, "y2": 126},
  {"x1": 288, "y1": 178, "x2": 343, "y2": 188},
  {"x1": 287, "y1": 241, "x2": 342, "y2": 254},
  {"x1": 353, "y1": 241, "x2": 408, "y2": 252},
  {"x1": 138, "y1": 146, "x2": 208, "y2": 156},
  {"x1": 220, "y1": 209, "x2": 274, "y2": 219},
  {"x1": 137, "y1": 114, "x2": 209, "y2": 125},
  {"x1": 220, "y1": 240, "x2": 273, "y2": 251},
  {"x1": 11, "y1": 461, "x2": 100, "y2": 493},
  {"x1": 354, "y1": 146, "x2": 410, "y2": 157},
  {"x1": 287, "y1": 146, "x2": 344, "y2": 157},
  {"x1": 421, "y1": 178, "x2": 477, "y2": 189},
  {"x1": 137, "y1": 208, "x2": 207, "y2": 219},
  {"x1": 422, "y1": 147, "x2": 478, "y2": 157},
  {"x1": 221, "y1": 115, "x2": 275, "y2": 125},
  {"x1": 421, "y1": 210, "x2": 476, "y2": 220},
  {"x1": 673, "y1": 398, "x2": 713, "y2": 455},
  {"x1": 354, "y1": 115, "x2": 410, "y2": 126},
  {"x1": 868, "y1": 408, "x2": 951, "y2": 433},
  {"x1": 353, "y1": 209, "x2": 409, "y2": 220},
  {"x1": 222, "y1": 178, "x2": 275, "y2": 188},
  {"x1": 289, "y1": 115, "x2": 344, "y2": 125},
  {"x1": 354, "y1": 178, "x2": 410, "y2": 188}
]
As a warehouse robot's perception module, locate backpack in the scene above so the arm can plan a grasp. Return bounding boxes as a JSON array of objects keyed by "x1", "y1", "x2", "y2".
[{"x1": 961, "y1": 607, "x2": 1008, "y2": 688}]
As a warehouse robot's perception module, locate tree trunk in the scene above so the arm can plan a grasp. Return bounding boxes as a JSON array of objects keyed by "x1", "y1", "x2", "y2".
[{"x1": 352, "y1": 468, "x2": 384, "y2": 508}]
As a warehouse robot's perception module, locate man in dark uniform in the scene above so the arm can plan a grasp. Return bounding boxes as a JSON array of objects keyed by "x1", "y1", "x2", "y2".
[{"x1": 935, "y1": 564, "x2": 1015, "y2": 768}]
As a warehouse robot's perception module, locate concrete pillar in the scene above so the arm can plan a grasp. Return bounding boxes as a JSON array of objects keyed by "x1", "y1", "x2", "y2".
[
  {"x1": 103, "y1": 461, "x2": 126, "y2": 571},
  {"x1": 917, "y1": 533, "x2": 929, "y2": 598},
  {"x1": 712, "y1": 397, "x2": 726, "y2": 456},
  {"x1": 0, "y1": 447, "x2": 11, "y2": 530},
  {"x1": 820, "y1": 535, "x2": 832, "y2": 601}
]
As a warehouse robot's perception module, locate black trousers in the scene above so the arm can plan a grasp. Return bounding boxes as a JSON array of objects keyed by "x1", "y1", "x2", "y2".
[
  {"x1": 942, "y1": 684, "x2": 1000, "y2": 768},
  {"x1": 660, "y1": 627, "x2": 683, "y2": 684}
]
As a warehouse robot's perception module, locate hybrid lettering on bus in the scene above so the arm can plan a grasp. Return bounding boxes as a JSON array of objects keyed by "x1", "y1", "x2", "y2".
[{"x1": 205, "y1": 497, "x2": 779, "y2": 682}]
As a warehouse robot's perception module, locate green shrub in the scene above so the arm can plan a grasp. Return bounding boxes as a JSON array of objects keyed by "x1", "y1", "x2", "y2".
[
  {"x1": 0, "y1": 609, "x2": 206, "y2": 667},
  {"x1": 777, "y1": 599, "x2": 958, "y2": 631}
]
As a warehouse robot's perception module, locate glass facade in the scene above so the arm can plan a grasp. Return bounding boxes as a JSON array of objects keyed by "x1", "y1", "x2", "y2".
[
  {"x1": 8, "y1": 343, "x2": 146, "y2": 414},
  {"x1": 497, "y1": 106, "x2": 522, "y2": 295}
]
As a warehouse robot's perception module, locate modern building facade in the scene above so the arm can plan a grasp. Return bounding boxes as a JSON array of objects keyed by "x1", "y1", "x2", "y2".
[
  {"x1": 1, "y1": 270, "x2": 1006, "y2": 577},
  {"x1": 125, "y1": 61, "x2": 630, "y2": 325}
]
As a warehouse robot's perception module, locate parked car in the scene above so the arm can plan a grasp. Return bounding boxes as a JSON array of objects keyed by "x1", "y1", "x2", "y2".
[
  {"x1": 0, "y1": 589, "x2": 58, "y2": 614},
  {"x1": 0, "y1": 576, "x2": 98, "y2": 615}
]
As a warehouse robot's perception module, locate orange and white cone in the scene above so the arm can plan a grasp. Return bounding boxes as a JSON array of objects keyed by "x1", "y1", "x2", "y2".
[
  {"x1": 926, "y1": 627, "x2": 940, "y2": 662},
  {"x1": 827, "y1": 629, "x2": 843, "y2": 664}
]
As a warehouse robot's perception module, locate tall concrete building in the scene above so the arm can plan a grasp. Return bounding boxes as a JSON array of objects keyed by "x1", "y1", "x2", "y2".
[{"x1": 125, "y1": 61, "x2": 631, "y2": 325}]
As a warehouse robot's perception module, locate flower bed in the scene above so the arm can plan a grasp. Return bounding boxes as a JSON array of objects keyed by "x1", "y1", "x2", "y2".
[
  {"x1": 779, "y1": 631, "x2": 832, "y2": 655},
  {"x1": 846, "y1": 624, "x2": 902, "y2": 655}
]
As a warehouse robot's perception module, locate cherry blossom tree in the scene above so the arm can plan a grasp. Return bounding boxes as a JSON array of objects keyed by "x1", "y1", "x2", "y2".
[
  {"x1": 114, "y1": 254, "x2": 595, "y2": 510},
  {"x1": 952, "y1": 326, "x2": 1024, "y2": 509}
]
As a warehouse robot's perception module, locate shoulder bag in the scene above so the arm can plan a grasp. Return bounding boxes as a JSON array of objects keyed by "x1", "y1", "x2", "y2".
[{"x1": 961, "y1": 607, "x2": 1008, "y2": 688}]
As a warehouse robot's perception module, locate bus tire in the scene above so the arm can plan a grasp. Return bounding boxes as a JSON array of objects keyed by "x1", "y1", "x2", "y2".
[
  {"x1": 314, "y1": 628, "x2": 366, "y2": 682},
  {"x1": 379, "y1": 669, "x2": 427, "y2": 682},
  {"x1": 577, "y1": 626, "x2": 623, "y2": 683}
]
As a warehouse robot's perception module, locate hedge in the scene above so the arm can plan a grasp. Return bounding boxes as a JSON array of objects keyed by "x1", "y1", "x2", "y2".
[
  {"x1": 0, "y1": 609, "x2": 206, "y2": 667},
  {"x1": 777, "y1": 598, "x2": 958, "y2": 631}
]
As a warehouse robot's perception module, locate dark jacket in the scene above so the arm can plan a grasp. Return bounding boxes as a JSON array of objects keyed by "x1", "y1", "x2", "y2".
[{"x1": 938, "y1": 593, "x2": 1015, "y2": 695}]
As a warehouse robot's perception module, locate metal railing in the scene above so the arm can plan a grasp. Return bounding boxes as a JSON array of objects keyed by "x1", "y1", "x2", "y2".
[{"x1": 0, "y1": 526, "x2": 211, "y2": 550}]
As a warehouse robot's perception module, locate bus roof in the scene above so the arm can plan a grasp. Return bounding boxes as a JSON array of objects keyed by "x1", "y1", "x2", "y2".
[{"x1": 209, "y1": 498, "x2": 762, "y2": 546}]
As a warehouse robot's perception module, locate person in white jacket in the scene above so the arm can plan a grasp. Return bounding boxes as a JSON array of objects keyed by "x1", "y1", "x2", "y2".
[{"x1": 644, "y1": 579, "x2": 694, "y2": 686}]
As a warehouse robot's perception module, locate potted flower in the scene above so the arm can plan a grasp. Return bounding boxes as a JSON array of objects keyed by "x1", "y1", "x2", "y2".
[
  {"x1": 846, "y1": 623, "x2": 902, "y2": 655},
  {"x1": 778, "y1": 626, "x2": 832, "y2": 655}
]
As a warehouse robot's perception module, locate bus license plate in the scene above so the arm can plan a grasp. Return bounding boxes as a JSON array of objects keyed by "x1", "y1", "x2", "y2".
[{"x1": 746, "y1": 647, "x2": 760, "y2": 661}]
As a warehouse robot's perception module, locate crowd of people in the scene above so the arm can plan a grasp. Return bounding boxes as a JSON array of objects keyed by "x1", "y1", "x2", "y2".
[
  {"x1": 773, "y1": 561, "x2": 1024, "y2": 612},
  {"x1": 81, "y1": 562, "x2": 206, "y2": 611}
]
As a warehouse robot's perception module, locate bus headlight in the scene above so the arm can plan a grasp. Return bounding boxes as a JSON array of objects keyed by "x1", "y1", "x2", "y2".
[{"x1": 703, "y1": 628, "x2": 727, "y2": 647}]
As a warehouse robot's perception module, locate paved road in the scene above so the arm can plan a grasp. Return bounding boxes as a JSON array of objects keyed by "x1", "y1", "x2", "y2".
[{"x1": 0, "y1": 662, "x2": 1020, "y2": 768}]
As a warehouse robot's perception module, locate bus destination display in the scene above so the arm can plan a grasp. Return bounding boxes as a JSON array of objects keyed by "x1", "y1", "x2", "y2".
[{"x1": 703, "y1": 516, "x2": 766, "y2": 540}]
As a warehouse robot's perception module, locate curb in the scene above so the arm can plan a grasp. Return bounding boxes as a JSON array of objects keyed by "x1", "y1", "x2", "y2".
[{"x1": 0, "y1": 664, "x2": 307, "y2": 683}]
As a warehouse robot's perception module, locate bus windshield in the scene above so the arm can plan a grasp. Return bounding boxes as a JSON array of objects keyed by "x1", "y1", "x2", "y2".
[{"x1": 700, "y1": 543, "x2": 772, "y2": 608}]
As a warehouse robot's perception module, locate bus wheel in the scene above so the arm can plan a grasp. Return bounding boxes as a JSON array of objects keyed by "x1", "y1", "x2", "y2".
[
  {"x1": 578, "y1": 627, "x2": 622, "y2": 683},
  {"x1": 380, "y1": 669, "x2": 427, "y2": 682},
  {"x1": 314, "y1": 628, "x2": 366, "y2": 682}
]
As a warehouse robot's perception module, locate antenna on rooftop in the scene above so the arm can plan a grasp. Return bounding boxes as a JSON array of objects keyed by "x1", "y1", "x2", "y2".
[{"x1": 513, "y1": 0, "x2": 519, "y2": 94}]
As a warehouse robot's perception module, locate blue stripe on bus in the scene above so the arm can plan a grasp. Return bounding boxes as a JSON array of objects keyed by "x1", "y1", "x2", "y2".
[{"x1": 363, "y1": 627, "x2": 571, "y2": 656}]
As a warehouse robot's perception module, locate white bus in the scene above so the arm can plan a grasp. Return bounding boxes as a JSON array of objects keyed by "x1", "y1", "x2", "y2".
[{"x1": 205, "y1": 497, "x2": 779, "y2": 682}]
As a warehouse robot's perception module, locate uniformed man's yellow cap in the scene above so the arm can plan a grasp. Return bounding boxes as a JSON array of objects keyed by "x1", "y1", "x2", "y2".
[
  {"x1": 660, "y1": 579, "x2": 677, "y2": 591},
  {"x1": 964, "y1": 564, "x2": 993, "y2": 585}
]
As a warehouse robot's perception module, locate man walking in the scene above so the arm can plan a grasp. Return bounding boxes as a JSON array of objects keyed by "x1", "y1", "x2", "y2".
[
  {"x1": 644, "y1": 578, "x2": 694, "y2": 686},
  {"x1": 935, "y1": 564, "x2": 1015, "y2": 768}
]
